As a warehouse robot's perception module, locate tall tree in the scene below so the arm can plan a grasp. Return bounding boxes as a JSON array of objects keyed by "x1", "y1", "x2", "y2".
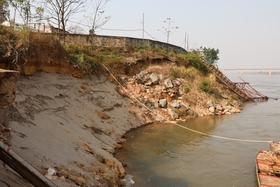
[
  {"x1": 34, "y1": 6, "x2": 44, "y2": 32},
  {"x1": 200, "y1": 47, "x2": 219, "y2": 66},
  {"x1": 0, "y1": 0, "x2": 8, "y2": 23},
  {"x1": 89, "y1": 0, "x2": 111, "y2": 35},
  {"x1": 8, "y1": 0, "x2": 32, "y2": 49},
  {"x1": 9, "y1": 0, "x2": 31, "y2": 26},
  {"x1": 42, "y1": 0, "x2": 86, "y2": 40}
]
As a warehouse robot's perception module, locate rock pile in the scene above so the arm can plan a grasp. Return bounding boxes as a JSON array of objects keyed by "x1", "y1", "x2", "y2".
[
  {"x1": 118, "y1": 70, "x2": 242, "y2": 123},
  {"x1": 206, "y1": 100, "x2": 241, "y2": 115}
]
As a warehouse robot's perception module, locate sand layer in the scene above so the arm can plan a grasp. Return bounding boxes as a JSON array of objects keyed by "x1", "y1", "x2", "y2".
[{"x1": 3, "y1": 71, "x2": 143, "y2": 186}]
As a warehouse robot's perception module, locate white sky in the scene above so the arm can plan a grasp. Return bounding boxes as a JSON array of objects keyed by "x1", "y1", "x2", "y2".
[
  {"x1": 13, "y1": 0, "x2": 280, "y2": 69},
  {"x1": 86, "y1": 0, "x2": 280, "y2": 69}
]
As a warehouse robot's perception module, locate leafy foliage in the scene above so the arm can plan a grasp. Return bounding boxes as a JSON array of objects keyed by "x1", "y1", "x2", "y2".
[
  {"x1": 65, "y1": 45, "x2": 99, "y2": 72},
  {"x1": 200, "y1": 47, "x2": 219, "y2": 65},
  {"x1": 8, "y1": 0, "x2": 31, "y2": 25},
  {"x1": 185, "y1": 50, "x2": 209, "y2": 74}
]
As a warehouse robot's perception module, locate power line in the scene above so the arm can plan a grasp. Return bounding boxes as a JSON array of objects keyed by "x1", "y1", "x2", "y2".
[
  {"x1": 144, "y1": 30, "x2": 159, "y2": 41},
  {"x1": 44, "y1": 18, "x2": 164, "y2": 43}
]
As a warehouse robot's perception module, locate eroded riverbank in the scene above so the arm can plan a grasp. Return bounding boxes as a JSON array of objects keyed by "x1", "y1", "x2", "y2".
[{"x1": 0, "y1": 68, "x2": 244, "y2": 186}]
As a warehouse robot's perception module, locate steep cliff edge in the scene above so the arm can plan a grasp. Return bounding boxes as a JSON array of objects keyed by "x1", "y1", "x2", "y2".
[{"x1": 22, "y1": 34, "x2": 83, "y2": 78}]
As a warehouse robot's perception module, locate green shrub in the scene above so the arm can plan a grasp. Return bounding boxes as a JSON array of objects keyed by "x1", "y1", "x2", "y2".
[
  {"x1": 186, "y1": 50, "x2": 209, "y2": 74},
  {"x1": 199, "y1": 79, "x2": 211, "y2": 92},
  {"x1": 65, "y1": 45, "x2": 101, "y2": 71},
  {"x1": 183, "y1": 85, "x2": 190, "y2": 93}
]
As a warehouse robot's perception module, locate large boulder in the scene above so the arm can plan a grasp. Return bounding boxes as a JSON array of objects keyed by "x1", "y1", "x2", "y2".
[
  {"x1": 170, "y1": 102, "x2": 180, "y2": 108},
  {"x1": 164, "y1": 78, "x2": 173, "y2": 88},
  {"x1": 135, "y1": 71, "x2": 149, "y2": 84},
  {"x1": 158, "y1": 99, "x2": 167, "y2": 108},
  {"x1": 149, "y1": 73, "x2": 159, "y2": 85}
]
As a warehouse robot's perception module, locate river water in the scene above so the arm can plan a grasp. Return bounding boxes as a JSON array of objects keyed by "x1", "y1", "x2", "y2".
[{"x1": 116, "y1": 72, "x2": 280, "y2": 187}]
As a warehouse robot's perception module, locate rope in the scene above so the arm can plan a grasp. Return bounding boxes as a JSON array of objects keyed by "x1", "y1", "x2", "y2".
[
  {"x1": 102, "y1": 64, "x2": 271, "y2": 144},
  {"x1": 268, "y1": 97, "x2": 278, "y2": 100},
  {"x1": 174, "y1": 123, "x2": 270, "y2": 143}
]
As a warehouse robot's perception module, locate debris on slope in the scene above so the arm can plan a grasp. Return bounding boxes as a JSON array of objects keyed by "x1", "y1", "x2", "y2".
[{"x1": 116, "y1": 64, "x2": 242, "y2": 123}]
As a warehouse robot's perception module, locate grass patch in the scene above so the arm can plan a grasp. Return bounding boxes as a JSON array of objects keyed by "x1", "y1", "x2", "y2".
[
  {"x1": 185, "y1": 50, "x2": 209, "y2": 74},
  {"x1": 199, "y1": 79, "x2": 211, "y2": 92},
  {"x1": 65, "y1": 44, "x2": 210, "y2": 78},
  {"x1": 171, "y1": 66, "x2": 202, "y2": 80},
  {"x1": 133, "y1": 46, "x2": 149, "y2": 52},
  {"x1": 171, "y1": 66, "x2": 189, "y2": 78},
  {"x1": 64, "y1": 45, "x2": 124, "y2": 72}
]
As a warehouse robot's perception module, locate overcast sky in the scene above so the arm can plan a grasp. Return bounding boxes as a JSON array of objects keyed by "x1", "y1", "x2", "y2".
[{"x1": 82, "y1": 0, "x2": 280, "y2": 69}]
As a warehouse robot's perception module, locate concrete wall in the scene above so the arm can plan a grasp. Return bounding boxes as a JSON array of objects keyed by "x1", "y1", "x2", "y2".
[{"x1": 62, "y1": 34, "x2": 187, "y2": 54}]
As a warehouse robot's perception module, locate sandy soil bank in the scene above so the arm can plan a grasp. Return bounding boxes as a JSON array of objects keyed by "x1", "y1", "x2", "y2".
[{"x1": 3, "y1": 71, "x2": 144, "y2": 186}]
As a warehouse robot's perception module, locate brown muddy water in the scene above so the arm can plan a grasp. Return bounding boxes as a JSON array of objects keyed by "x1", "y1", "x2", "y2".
[{"x1": 116, "y1": 73, "x2": 280, "y2": 187}]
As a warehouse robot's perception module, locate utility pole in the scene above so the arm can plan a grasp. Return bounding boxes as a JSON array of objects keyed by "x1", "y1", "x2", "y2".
[
  {"x1": 158, "y1": 18, "x2": 178, "y2": 44},
  {"x1": 142, "y1": 13, "x2": 144, "y2": 39},
  {"x1": 184, "y1": 32, "x2": 189, "y2": 51},
  {"x1": 187, "y1": 33, "x2": 189, "y2": 51},
  {"x1": 184, "y1": 32, "x2": 187, "y2": 50},
  {"x1": 166, "y1": 18, "x2": 171, "y2": 43}
]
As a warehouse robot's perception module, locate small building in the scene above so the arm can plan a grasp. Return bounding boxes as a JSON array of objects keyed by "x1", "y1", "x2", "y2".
[{"x1": 1, "y1": 20, "x2": 11, "y2": 27}]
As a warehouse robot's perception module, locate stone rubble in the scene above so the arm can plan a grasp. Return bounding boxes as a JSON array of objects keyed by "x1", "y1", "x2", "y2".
[{"x1": 120, "y1": 70, "x2": 242, "y2": 123}]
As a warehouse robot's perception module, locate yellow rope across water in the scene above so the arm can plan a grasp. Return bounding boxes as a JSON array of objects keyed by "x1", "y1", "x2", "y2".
[
  {"x1": 102, "y1": 64, "x2": 270, "y2": 144},
  {"x1": 174, "y1": 123, "x2": 270, "y2": 143}
]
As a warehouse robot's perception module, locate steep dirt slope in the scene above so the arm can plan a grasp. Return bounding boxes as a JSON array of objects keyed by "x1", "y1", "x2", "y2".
[{"x1": 7, "y1": 71, "x2": 144, "y2": 186}]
